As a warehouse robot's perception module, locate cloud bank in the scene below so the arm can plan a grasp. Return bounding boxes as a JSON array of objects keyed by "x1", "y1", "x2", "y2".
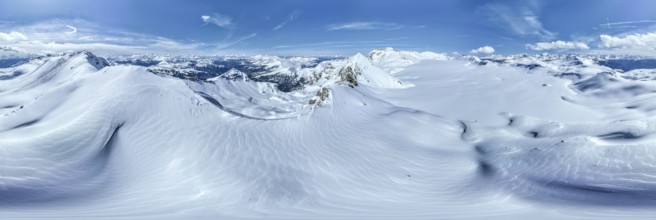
[
  {"x1": 600, "y1": 32, "x2": 656, "y2": 49},
  {"x1": 0, "y1": 31, "x2": 28, "y2": 42},
  {"x1": 526, "y1": 40, "x2": 589, "y2": 51},
  {"x1": 470, "y1": 46, "x2": 495, "y2": 54}
]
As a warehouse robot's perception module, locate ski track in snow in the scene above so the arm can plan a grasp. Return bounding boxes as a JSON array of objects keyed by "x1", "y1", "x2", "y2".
[{"x1": 1, "y1": 51, "x2": 656, "y2": 219}]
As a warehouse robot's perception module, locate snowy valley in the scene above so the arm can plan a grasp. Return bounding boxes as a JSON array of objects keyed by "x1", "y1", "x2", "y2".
[{"x1": 2, "y1": 47, "x2": 656, "y2": 219}]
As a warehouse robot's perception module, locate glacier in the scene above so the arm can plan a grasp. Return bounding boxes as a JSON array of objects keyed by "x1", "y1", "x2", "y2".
[{"x1": 2, "y1": 48, "x2": 656, "y2": 219}]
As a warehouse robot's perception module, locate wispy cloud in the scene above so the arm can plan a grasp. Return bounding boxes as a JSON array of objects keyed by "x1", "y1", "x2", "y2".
[
  {"x1": 271, "y1": 38, "x2": 419, "y2": 56},
  {"x1": 64, "y1": 25, "x2": 77, "y2": 34},
  {"x1": 273, "y1": 10, "x2": 300, "y2": 31},
  {"x1": 216, "y1": 33, "x2": 257, "y2": 49},
  {"x1": 479, "y1": 3, "x2": 556, "y2": 40},
  {"x1": 0, "y1": 19, "x2": 243, "y2": 56},
  {"x1": 526, "y1": 40, "x2": 589, "y2": 51},
  {"x1": 325, "y1": 22, "x2": 404, "y2": 31},
  {"x1": 201, "y1": 13, "x2": 233, "y2": 28},
  {"x1": 273, "y1": 37, "x2": 414, "y2": 49},
  {"x1": 599, "y1": 20, "x2": 656, "y2": 29},
  {"x1": 274, "y1": 40, "x2": 386, "y2": 49},
  {"x1": 470, "y1": 46, "x2": 495, "y2": 54}
]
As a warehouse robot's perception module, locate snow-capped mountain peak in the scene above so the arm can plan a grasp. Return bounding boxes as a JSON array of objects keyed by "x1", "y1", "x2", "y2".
[
  {"x1": 367, "y1": 47, "x2": 449, "y2": 74},
  {"x1": 206, "y1": 68, "x2": 250, "y2": 82},
  {"x1": 336, "y1": 53, "x2": 410, "y2": 89},
  {"x1": 75, "y1": 51, "x2": 110, "y2": 70}
]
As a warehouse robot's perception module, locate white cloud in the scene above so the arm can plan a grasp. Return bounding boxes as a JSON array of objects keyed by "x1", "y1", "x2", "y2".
[
  {"x1": 0, "y1": 31, "x2": 28, "y2": 42},
  {"x1": 470, "y1": 46, "x2": 495, "y2": 54},
  {"x1": 599, "y1": 32, "x2": 656, "y2": 49},
  {"x1": 273, "y1": 10, "x2": 300, "y2": 31},
  {"x1": 526, "y1": 40, "x2": 589, "y2": 51},
  {"x1": 325, "y1": 22, "x2": 404, "y2": 31},
  {"x1": 0, "y1": 45, "x2": 20, "y2": 52},
  {"x1": 0, "y1": 45, "x2": 29, "y2": 58},
  {"x1": 64, "y1": 25, "x2": 77, "y2": 34},
  {"x1": 480, "y1": 4, "x2": 556, "y2": 40},
  {"x1": 201, "y1": 13, "x2": 233, "y2": 28}
]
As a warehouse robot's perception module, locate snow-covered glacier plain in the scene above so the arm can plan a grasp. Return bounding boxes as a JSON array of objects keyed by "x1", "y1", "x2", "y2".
[{"x1": 2, "y1": 47, "x2": 656, "y2": 219}]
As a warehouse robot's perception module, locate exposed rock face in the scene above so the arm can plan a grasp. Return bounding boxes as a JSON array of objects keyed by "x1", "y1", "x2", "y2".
[
  {"x1": 339, "y1": 65, "x2": 360, "y2": 88},
  {"x1": 81, "y1": 51, "x2": 110, "y2": 70},
  {"x1": 309, "y1": 87, "x2": 330, "y2": 106},
  {"x1": 219, "y1": 69, "x2": 249, "y2": 81}
]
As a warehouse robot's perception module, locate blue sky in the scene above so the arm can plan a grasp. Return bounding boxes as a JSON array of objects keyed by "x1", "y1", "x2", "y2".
[{"x1": 0, "y1": 0, "x2": 655, "y2": 56}]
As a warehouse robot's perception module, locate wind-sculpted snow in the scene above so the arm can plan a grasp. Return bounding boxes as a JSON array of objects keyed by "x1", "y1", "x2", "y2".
[
  {"x1": 464, "y1": 116, "x2": 656, "y2": 206},
  {"x1": 2, "y1": 50, "x2": 656, "y2": 219}
]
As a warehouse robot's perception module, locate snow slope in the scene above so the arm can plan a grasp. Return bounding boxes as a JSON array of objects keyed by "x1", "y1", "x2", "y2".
[{"x1": 2, "y1": 50, "x2": 656, "y2": 219}]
